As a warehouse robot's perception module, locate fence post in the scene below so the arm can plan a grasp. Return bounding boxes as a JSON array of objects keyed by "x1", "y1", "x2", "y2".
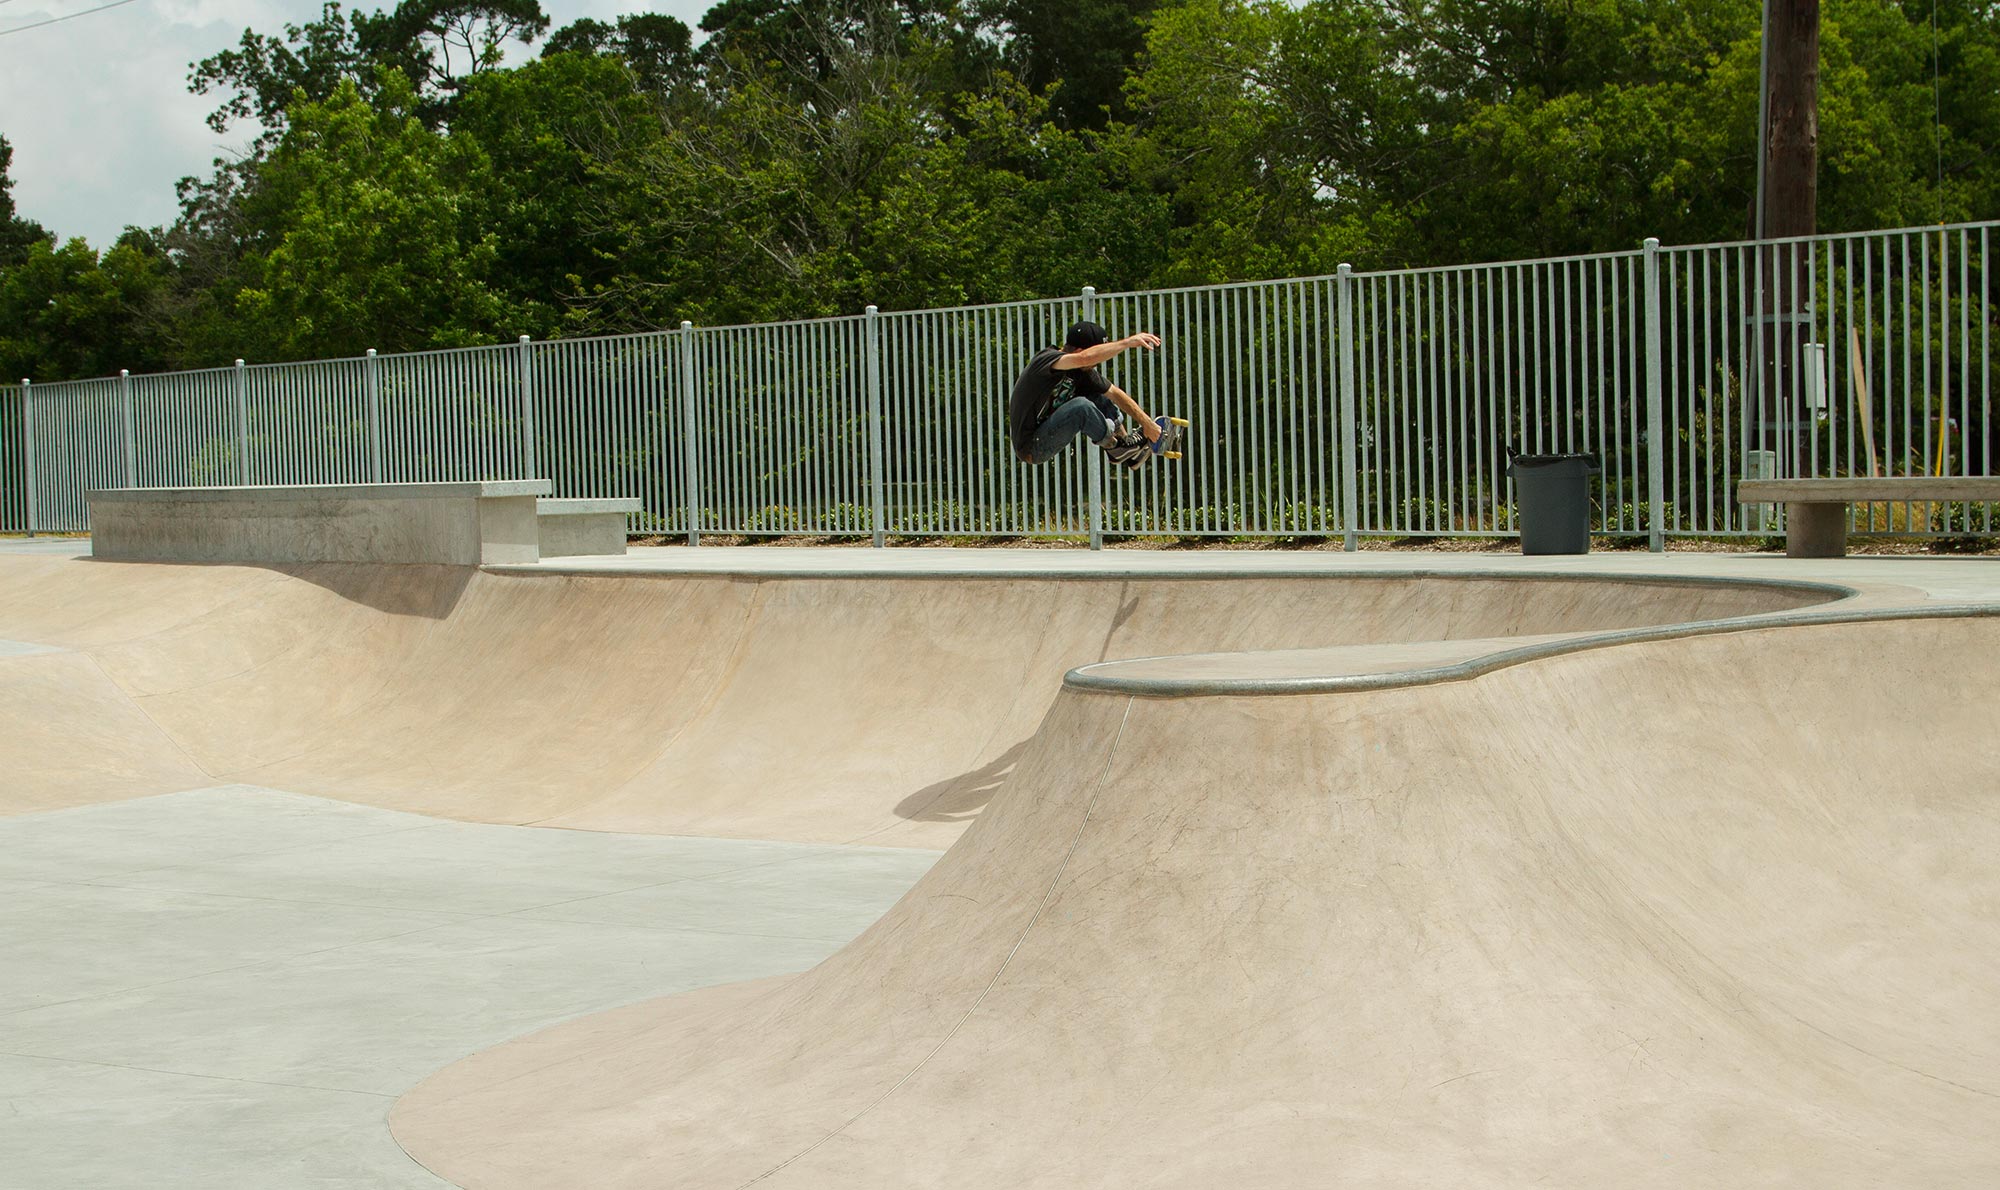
[
  {"x1": 233, "y1": 359, "x2": 249, "y2": 484},
  {"x1": 1337, "y1": 264, "x2": 1359, "y2": 551},
  {"x1": 365, "y1": 349, "x2": 383, "y2": 481},
  {"x1": 1643, "y1": 238, "x2": 1666, "y2": 552},
  {"x1": 517, "y1": 335, "x2": 536, "y2": 480},
  {"x1": 1082, "y1": 285, "x2": 1103, "y2": 550},
  {"x1": 119, "y1": 369, "x2": 136, "y2": 487},
  {"x1": 866, "y1": 305, "x2": 886, "y2": 548},
  {"x1": 20, "y1": 379, "x2": 34, "y2": 536},
  {"x1": 680, "y1": 321, "x2": 699, "y2": 546}
]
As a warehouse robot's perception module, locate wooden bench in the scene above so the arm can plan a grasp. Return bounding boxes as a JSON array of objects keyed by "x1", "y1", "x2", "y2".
[
  {"x1": 536, "y1": 497, "x2": 641, "y2": 558},
  {"x1": 1737, "y1": 477, "x2": 2000, "y2": 557}
]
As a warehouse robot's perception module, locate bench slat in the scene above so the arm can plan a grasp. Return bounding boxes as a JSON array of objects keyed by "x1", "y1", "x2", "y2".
[{"x1": 1738, "y1": 478, "x2": 2000, "y2": 503}]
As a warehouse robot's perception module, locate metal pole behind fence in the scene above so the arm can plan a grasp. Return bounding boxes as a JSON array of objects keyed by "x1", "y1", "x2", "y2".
[
  {"x1": 365, "y1": 349, "x2": 383, "y2": 481},
  {"x1": 1644, "y1": 238, "x2": 1667, "y2": 552},
  {"x1": 119, "y1": 369, "x2": 136, "y2": 487},
  {"x1": 1337, "y1": 264, "x2": 1359, "y2": 551},
  {"x1": 517, "y1": 335, "x2": 536, "y2": 481},
  {"x1": 681, "y1": 321, "x2": 699, "y2": 546},
  {"x1": 866, "y1": 305, "x2": 886, "y2": 548},
  {"x1": 1082, "y1": 286, "x2": 1103, "y2": 550},
  {"x1": 233, "y1": 359, "x2": 249, "y2": 485},
  {"x1": 20, "y1": 379, "x2": 35, "y2": 535}
]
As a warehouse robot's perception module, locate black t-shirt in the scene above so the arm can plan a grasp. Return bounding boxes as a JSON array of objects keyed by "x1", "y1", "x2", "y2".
[{"x1": 1007, "y1": 347, "x2": 1110, "y2": 458}]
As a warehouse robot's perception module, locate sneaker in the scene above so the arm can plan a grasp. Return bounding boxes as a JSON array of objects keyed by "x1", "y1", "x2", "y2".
[{"x1": 1099, "y1": 426, "x2": 1149, "y2": 470}]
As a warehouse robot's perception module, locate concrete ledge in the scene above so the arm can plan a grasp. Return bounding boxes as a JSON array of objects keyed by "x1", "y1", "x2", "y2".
[
  {"x1": 88, "y1": 481, "x2": 553, "y2": 566},
  {"x1": 537, "y1": 497, "x2": 640, "y2": 559},
  {"x1": 91, "y1": 481, "x2": 551, "y2": 504}
]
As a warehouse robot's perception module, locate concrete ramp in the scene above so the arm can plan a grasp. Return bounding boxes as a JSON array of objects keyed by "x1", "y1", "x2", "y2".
[
  {"x1": 391, "y1": 616, "x2": 2000, "y2": 1188},
  {"x1": 0, "y1": 553, "x2": 1828, "y2": 845}
]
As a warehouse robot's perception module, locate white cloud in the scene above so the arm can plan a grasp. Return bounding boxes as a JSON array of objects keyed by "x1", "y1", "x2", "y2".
[{"x1": 0, "y1": 0, "x2": 709, "y2": 248}]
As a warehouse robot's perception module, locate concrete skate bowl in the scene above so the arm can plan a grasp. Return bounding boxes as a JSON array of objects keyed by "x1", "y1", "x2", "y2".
[
  {"x1": 392, "y1": 612, "x2": 2000, "y2": 1189},
  {"x1": 0, "y1": 551, "x2": 1838, "y2": 845}
]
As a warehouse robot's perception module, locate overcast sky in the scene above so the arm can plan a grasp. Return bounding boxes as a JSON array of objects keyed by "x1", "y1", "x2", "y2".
[{"x1": 0, "y1": 0, "x2": 710, "y2": 249}]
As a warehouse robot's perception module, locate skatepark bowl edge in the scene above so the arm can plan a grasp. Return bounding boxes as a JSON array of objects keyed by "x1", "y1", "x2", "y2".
[{"x1": 2, "y1": 537, "x2": 1997, "y2": 1188}]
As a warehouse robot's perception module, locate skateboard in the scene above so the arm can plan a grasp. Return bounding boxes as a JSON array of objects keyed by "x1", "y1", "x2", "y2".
[{"x1": 1151, "y1": 416, "x2": 1190, "y2": 460}]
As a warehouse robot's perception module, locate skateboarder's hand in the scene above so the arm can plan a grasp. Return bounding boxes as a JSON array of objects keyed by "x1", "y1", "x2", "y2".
[
  {"x1": 1125, "y1": 332, "x2": 1162, "y2": 351},
  {"x1": 1140, "y1": 418, "x2": 1162, "y2": 443}
]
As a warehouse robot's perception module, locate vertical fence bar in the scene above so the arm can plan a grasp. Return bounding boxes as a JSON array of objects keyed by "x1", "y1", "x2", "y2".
[
  {"x1": 20, "y1": 379, "x2": 34, "y2": 534},
  {"x1": 1082, "y1": 286, "x2": 1102, "y2": 549},
  {"x1": 119, "y1": 370, "x2": 136, "y2": 486},
  {"x1": 1337, "y1": 264, "x2": 1359, "y2": 549},
  {"x1": 866, "y1": 305, "x2": 886, "y2": 547},
  {"x1": 680, "y1": 321, "x2": 699, "y2": 545},
  {"x1": 365, "y1": 349, "x2": 383, "y2": 481},
  {"x1": 232, "y1": 359, "x2": 250, "y2": 484},
  {"x1": 517, "y1": 335, "x2": 536, "y2": 480},
  {"x1": 1644, "y1": 238, "x2": 1666, "y2": 550}
]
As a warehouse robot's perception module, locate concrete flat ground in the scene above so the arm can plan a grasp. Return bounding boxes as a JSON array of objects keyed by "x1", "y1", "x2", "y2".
[
  {"x1": 3, "y1": 535, "x2": 1996, "y2": 1188},
  {"x1": 0, "y1": 785, "x2": 937, "y2": 1189}
]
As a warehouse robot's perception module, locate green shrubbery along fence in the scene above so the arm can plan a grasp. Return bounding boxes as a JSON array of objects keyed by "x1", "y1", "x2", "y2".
[{"x1": 5, "y1": 221, "x2": 1995, "y2": 547}]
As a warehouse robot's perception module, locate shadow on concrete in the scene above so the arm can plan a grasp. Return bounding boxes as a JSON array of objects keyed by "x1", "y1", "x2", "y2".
[
  {"x1": 894, "y1": 737, "x2": 1031, "y2": 823},
  {"x1": 76, "y1": 554, "x2": 476, "y2": 620},
  {"x1": 277, "y1": 563, "x2": 475, "y2": 618}
]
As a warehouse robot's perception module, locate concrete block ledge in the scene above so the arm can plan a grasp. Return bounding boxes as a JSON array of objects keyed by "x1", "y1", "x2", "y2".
[
  {"x1": 536, "y1": 496, "x2": 640, "y2": 559},
  {"x1": 88, "y1": 481, "x2": 554, "y2": 566},
  {"x1": 537, "y1": 497, "x2": 643, "y2": 516},
  {"x1": 91, "y1": 480, "x2": 552, "y2": 504}
]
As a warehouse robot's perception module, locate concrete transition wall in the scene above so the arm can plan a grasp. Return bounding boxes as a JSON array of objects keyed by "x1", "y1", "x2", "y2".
[{"x1": 87, "y1": 482, "x2": 551, "y2": 566}]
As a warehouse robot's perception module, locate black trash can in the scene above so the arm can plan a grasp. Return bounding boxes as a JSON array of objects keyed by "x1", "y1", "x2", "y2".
[{"x1": 1506, "y1": 449, "x2": 1601, "y2": 555}]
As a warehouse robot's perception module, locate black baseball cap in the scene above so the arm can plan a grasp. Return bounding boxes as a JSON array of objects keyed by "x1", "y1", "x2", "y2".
[{"x1": 1064, "y1": 321, "x2": 1109, "y2": 351}]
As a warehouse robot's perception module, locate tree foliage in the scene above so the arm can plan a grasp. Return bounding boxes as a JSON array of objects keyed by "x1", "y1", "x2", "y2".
[{"x1": 3, "y1": 0, "x2": 1994, "y2": 379}]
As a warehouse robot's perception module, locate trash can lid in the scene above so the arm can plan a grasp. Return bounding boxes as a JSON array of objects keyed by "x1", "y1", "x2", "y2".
[{"x1": 1506, "y1": 449, "x2": 1602, "y2": 472}]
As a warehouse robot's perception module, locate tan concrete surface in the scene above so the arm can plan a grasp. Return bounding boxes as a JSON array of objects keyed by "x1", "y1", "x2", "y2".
[
  {"x1": 0, "y1": 552, "x2": 1830, "y2": 845},
  {"x1": 9, "y1": 541, "x2": 1997, "y2": 1186},
  {"x1": 392, "y1": 616, "x2": 2000, "y2": 1188}
]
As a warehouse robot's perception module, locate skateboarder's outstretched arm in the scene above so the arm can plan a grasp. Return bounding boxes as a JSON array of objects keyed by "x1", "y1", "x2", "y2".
[
  {"x1": 1052, "y1": 332, "x2": 1161, "y2": 372},
  {"x1": 1054, "y1": 333, "x2": 1164, "y2": 441},
  {"x1": 1100, "y1": 383, "x2": 1162, "y2": 442}
]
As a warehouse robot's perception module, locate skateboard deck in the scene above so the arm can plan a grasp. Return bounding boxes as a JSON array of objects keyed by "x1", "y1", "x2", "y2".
[{"x1": 1151, "y1": 416, "x2": 1190, "y2": 460}]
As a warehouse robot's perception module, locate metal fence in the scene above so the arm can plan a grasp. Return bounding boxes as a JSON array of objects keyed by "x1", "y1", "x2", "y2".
[{"x1": 4, "y1": 220, "x2": 1994, "y2": 545}]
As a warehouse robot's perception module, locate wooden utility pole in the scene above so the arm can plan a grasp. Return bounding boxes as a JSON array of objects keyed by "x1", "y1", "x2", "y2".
[
  {"x1": 1753, "y1": 0, "x2": 1819, "y2": 457},
  {"x1": 1760, "y1": 0, "x2": 1819, "y2": 240}
]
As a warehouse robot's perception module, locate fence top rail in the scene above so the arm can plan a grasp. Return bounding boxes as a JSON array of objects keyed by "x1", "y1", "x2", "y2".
[
  {"x1": 694, "y1": 311, "x2": 868, "y2": 335},
  {"x1": 877, "y1": 293, "x2": 1086, "y2": 319},
  {"x1": 1661, "y1": 217, "x2": 2000, "y2": 256},
  {"x1": 373, "y1": 342, "x2": 515, "y2": 365},
  {"x1": 9, "y1": 375, "x2": 123, "y2": 395},
  {"x1": 124, "y1": 364, "x2": 251, "y2": 384},
  {"x1": 241, "y1": 357, "x2": 369, "y2": 376},
  {"x1": 532, "y1": 328, "x2": 674, "y2": 350}
]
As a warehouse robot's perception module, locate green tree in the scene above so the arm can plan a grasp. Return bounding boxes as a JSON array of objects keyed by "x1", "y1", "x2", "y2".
[
  {"x1": 977, "y1": 0, "x2": 1161, "y2": 129},
  {"x1": 451, "y1": 51, "x2": 667, "y2": 335},
  {"x1": 0, "y1": 136, "x2": 53, "y2": 268},
  {"x1": 543, "y1": 13, "x2": 699, "y2": 93},
  {"x1": 0, "y1": 233, "x2": 170, "y2": 382},
  {"x1": 229, "y1": 70, "x2": 513, "y2": 360},
  {"x1": 191, "y1": 0, "x2": 548, "y2": 142}
]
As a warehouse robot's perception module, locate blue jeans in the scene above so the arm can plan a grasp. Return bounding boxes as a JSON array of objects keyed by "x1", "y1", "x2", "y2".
[{"x1": 1027, "y1": 396, "x2": 1117, "y2": 464}]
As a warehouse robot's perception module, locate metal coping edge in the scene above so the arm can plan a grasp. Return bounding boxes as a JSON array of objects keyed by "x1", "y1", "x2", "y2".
[
  {"x1": 1062, "y1": 602, "x2": 2000, "y2": 699},
  {"x1": 482, "y1": 562, "x2": 1858, "y2": 605}
]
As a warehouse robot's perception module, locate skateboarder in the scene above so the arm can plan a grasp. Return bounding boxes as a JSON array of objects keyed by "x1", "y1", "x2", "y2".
[{"x1": 1008, "y1": 321, "x2": 1165, "y2": 471}]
